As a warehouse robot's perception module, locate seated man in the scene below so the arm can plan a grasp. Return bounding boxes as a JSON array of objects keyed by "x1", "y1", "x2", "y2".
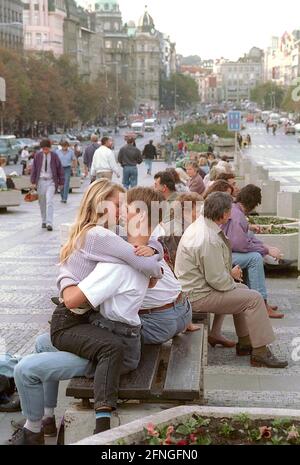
[
  {"x1": 175, "y1": 192, "x2": 288, "y2": 369},
  {"x1": 222, "y1": 185, "x2": 285, "y2": 319}
]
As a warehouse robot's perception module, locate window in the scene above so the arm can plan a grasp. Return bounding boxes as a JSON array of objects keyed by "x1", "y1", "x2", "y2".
[
  {"x1": 36, "y1": 33, "x2": 42, "y2": 45},
  {"x1": 105, "y1": 40, "x2": 112, "y2": 49},
  {"x1": 104, "y1": 22, "x2": 110, "y2": 31}
]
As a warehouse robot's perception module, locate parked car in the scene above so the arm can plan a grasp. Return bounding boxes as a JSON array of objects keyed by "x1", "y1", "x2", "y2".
[
  {"x1": 0, "y1": 135, "x2": 19, "y2": 164},
  {"x1": 15, "y1": 138, "x2": 39, "y2": 153}
]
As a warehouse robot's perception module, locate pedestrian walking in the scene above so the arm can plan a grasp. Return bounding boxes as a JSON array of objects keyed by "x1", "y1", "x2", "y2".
[
  {"x1": 142, "y1": 140, "x2": 157, "y2": 175},
  {"x1": 91, "y1": 137, "x2": 120, "y2": 182},
  {"x1": 56, "y1": 141, "x2": 77, "y2": 204},
  {"x1": 20, "y1": 146, "x2": 30, "y2": 175},
  {"x1": 118, "y1": 137, "x2": 143, "y2": 189},
  {"x1": 83, "y1": 134, "x2": 100, "y2": 177},
  {"x1": 272, "y1": 124, "x2": 277, "y2": 136},
  {"x1": 30, "y1": 139, "x2": 64, "y2": 231},
  {"x1": 164, "y1": 138, "x2": 174, "y2": 164}
]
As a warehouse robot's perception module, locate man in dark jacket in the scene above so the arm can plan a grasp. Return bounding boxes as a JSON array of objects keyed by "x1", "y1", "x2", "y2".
[
  {"x1": 118, "y1": 137, "x2": 143, "y2": 189},
  {"x1": 143, "y1": 140, "x2": 157, "y2": 175},
  {"x1": 31, "y1": 139, "x2": 64, "y2": 231},
  {"x1": 83, "y1": 134, "x2": 100, "y2": 177}
]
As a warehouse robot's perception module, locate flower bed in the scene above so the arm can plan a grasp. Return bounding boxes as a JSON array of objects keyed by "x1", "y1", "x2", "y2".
[
  {"x1": 73, "y1": 406, "x2": 300, "y2": 446},
  {"x1": 143, "y1": 414, "x2": 300, "y2": 446},
  {"x1": 249, "y1": 216, "x2": 299, "y2": 228}
]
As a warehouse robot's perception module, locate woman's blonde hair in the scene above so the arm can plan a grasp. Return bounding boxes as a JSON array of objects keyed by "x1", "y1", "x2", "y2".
[{"x1": 60, "y1": 179, "x2": 125, "y2": 263}]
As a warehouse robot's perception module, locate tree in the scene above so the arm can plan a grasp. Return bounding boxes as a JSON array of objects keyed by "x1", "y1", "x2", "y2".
[
  {"x1": 160, "y1": 73, "x2": 199, "y2": 110},
  {"x1": 250, "y1": 81, "x2": 286, "y2": 110},
  {"x1": 281, "y1": 85, "x2": 300, "y2": 114}
]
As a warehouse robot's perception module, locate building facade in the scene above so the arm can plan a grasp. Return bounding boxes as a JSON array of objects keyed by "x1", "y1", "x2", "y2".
[
  {"x1": 23, "y1": 0, "x2": 66, "y2": 55},
  {"x1": 0, "y1": 0, "x2": 23, "y2": 51},
  {"x1": 264, "y1": 31, "x2": 300, "y2": 86},
  {"x1": 217, "y1": 48, "x2": 264, "y2": 103},
  {"x1": 64, "y1": 0, "x2": 104, "y2": 81}
]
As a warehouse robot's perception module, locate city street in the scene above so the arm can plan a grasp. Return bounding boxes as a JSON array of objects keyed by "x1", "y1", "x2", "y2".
[{"x1": 243, "y1": 123, "x2": 300, "y2": 192}]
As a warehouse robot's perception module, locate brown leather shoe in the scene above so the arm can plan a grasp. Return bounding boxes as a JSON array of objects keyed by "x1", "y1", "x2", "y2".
[
  {"x1": 8, "y1": 427, "x2": 45, "y2": 445},
  {"x1": 251, "y1": 348, "x2": 288, "y2": 369},
  {"x1": 42, "y1": 416, "x2": 57, "y2": 437},
  {"x1": 208, "y1": 335, "x2": 236, "y2": 348},
  {"x1": 236, "y1": 343, "x2": 252, "y2": 356},
  {"x1": 267, "y1": 306, "x2": 284, "y2": 319}
]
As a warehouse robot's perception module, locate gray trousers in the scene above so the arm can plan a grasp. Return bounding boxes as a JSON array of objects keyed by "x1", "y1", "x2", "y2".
[
  {"x1": 37, "y1": 179, "x2": 55, "y2": 226},
  {"x1": 192, "y1": 284, "x2": 275, "y2": 349}
]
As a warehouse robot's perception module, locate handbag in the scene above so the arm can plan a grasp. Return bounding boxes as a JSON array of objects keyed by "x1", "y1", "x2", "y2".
[{"x1": 24, "y1": 189, "x2": 38, "y2": 202}]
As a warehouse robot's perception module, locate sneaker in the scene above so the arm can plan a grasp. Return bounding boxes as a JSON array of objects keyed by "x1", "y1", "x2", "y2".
[
  {"x1": 8, "y1": 427, "x2": 45, "y2": 446},
  {"x1": 42, "y1": 223, "x2": 47, "y2": 229},
  {"x1": 47, "y1": 225, "x2": 53, "y2": 232},
  {"x1": 251, "y1": 348, "x2": 288, "y2": 369},
  {"x1": 42, "y1": 416, "x2": 57, "y2": 438}
]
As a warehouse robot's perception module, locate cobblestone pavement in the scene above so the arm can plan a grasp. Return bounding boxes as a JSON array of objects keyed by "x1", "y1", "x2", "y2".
[{"x1": 1, "y1": 162, "x2": 300, "y2": 444}]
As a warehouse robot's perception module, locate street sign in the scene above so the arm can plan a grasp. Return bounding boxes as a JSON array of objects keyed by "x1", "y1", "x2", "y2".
[
  {"x1": 0, "y1": 77, "x2": 6, "y2": 102},
  {"x1": 227, "y1": 111, "x2": 241, "y2": 132}
]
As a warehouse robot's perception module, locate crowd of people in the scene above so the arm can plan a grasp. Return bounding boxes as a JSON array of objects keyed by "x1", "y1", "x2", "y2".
[{"x1": 0, "y1": 133, "x2": 290, "y2": 445}]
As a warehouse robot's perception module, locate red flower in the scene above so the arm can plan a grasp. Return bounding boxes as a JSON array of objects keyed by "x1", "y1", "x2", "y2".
[
  {"x1": 259, "y1": 426, "x2": 272, "y2": 440},
  {"x1": 176, "y1": 440, "x2": 189, "y2": 446},
  {"x1": 146, "y1": 423, "x2": 159, "y2": 437},
  {"x1": 189, "y1": 434, "x2": 197, "y2": 443}
]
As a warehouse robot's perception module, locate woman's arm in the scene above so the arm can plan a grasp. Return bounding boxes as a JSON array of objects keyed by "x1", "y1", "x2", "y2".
[{"x1": 82, "y1": 229, "x2": 163, "y2": 279}]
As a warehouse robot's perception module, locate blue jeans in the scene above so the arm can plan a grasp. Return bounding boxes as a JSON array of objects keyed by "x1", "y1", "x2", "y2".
[
  {"x1": 232, "y1": 252, "x2": 267, "y2": 300},
  {"x1": 61, "y1": 166, "x2": 71, "y2": 202},
  {"x1": 122, "y1": 166, "x2": 138, "y2": 190},
  {"x1": 145, "y1": 159, "x2": 153, "y2": 175},
  {"x1": 141, "y1": 299, "x2": 192, "y2": 345},
  {"x1": 14, "y1": 338, "x2": 88, "y2": 421}
]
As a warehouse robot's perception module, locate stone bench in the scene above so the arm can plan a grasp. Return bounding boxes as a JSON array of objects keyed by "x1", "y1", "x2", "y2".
[{"x1": 66, "y1": 327, "x2": 206, "y2": 407}]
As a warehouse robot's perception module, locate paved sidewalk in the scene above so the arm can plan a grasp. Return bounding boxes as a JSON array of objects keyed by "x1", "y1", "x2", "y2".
[{"x1": 1, "y1": 166, "x2": 300, "y2": 444}]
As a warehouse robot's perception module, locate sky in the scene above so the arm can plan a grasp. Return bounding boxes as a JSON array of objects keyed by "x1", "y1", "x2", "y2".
[{"x1": 78, "y1": 0, "x2": 300, "y2": 60}]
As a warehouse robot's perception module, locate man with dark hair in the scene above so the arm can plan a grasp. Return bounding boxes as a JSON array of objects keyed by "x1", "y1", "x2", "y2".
[
  {"x1": 175, "y1": 192, "x2": 288, "y2": 369},
  {"x1": 222, "y1": 184, "x2": 285, "y2": 319},
  {"x1": 118, "y1": 138, "x2": 143, "y2": 189},
  {"x1": 154, "y1": 171, "x2": 177, "y2": 202},
  {"x1": 91, "y1": 137, "x2": 120, "y2": 181},
  {"x1": 31, "y1": 139, "x2": 64, "y2": 231},
  {"x1": 143, "y1": 140, "x2": 157, "y2": 176}
]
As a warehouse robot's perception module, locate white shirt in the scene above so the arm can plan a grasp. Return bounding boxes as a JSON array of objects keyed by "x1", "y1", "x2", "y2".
[
  {"x1": 21, "y1": 149, "x2": 30, "y2": 161},
  {"x1": 78, "y1": 263, "x2": 148, "y2": 326},
  {"x1": 141, "y1": 260, "x2": 181, "y2": 309},
  {"x1": 91, "y1": 145, "x2": 120, "y2": 177},
  {"x1": 40, "y1": 153, "x2": 53, "y2": 180},
  {"x1": 0, "y1": 167, "x2": 6, "y2": 182}
]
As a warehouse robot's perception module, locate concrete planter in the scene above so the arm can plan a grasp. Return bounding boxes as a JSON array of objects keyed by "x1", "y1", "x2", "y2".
[
  {"x1": 73, "y1": 406, "x2": 300, "y2": 445},
  {"x1": 257, "y1": 230, "x2": 298, "y2": 261},
  {"x1": 277, "y1": 192, "x2": 300, "y2": 219},
  {"x1": 69, "y1": 177, "x2": 81, "y2": 190},
  {"x1": 11, "y1": 176, "x2": 31, "y2": 191},
  {"x1": 0, "y1": 190, "x2": 22, "y2": 208},
  {"x1": 256, "y1": 180, "x2": 281, "y2": 215}
]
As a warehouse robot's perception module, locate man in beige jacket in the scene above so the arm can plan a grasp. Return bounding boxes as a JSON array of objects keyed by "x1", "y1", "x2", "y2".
[{"x1": 175, "y1": 192, "x2": 288, "y2": 369}]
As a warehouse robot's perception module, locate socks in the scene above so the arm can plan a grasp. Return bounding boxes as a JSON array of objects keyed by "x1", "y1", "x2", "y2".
[
  {"x1": 44, "y1": 407, "x2": 54, "y2": 419},
  {"x1": 253, "y1": 346, "x2": 268, "y2": 357},
  {"x1": 24, "y1": 419, "x2": 43, "y2": 434},
  {"x1": 95, "y1": 411, "x2": 112, "y2": 434},
  {"x1": 238, "y1": 335, "x2": 251, "y2": 347}
]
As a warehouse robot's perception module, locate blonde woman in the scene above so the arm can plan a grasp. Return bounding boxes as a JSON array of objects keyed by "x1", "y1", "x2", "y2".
[{"x1": 0, "y1": 158, "x2": 7, "y2": 189}]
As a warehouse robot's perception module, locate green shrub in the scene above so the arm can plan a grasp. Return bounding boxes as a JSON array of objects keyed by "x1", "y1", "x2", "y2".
[{"x1": 171, "y1": 122, "x2": 232, "y2": 141}]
